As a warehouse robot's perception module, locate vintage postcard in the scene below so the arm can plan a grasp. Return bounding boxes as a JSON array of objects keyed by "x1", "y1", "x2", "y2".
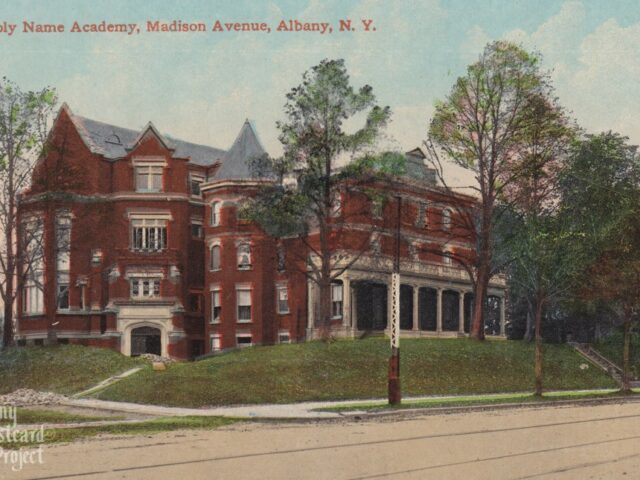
[{"x1": 0, "y1": 1, "x2": 638, "y2": 478}]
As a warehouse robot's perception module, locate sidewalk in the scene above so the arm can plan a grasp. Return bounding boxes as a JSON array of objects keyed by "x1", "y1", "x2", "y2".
[{"x1": 62, "y1": 388, "x2": 629, "y2": 420}]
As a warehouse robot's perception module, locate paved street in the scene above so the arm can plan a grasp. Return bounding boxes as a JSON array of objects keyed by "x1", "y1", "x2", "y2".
[{"x1": 4, "y1": 402, "x2": 640, "y2": 480}]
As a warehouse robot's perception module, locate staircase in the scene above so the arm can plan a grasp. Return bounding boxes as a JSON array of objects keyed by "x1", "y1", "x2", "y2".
[{"x1": 570, "y1": 342, "x2": 624, "y2": 386}]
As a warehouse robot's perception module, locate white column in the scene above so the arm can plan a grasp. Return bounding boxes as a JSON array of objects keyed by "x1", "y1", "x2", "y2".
[
  {"x1": 458, "y1": 291, "x2": 465, "y2": 334},
  {"x1": 436, "y1": 288, "x2": 443, "y2": 333},
  {"x1": 307, "y1": 280, "x2": 315, "y2": 330},
  {"x1": 351, "y1": 282, "x2": 358, "y2": 332},
  {"x1": 412, "y1": 286, "x2": 419, "y2": 331},
  {"x1": 500, "y1": 296, "x2": 507, "y2": 336},
  {"x1": 342, "y1": 276, "x2": 350, "y2": 328}
]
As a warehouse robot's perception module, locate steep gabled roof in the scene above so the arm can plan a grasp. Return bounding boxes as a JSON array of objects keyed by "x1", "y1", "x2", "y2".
[
  {"x1": 64, "y1": 106, "x2": 226, "y2": 166},
  {"x1": 213, "y1": 120, "x2": 267, "y2": 180}
]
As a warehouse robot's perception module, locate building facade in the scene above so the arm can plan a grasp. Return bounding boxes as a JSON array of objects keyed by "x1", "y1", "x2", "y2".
[{"x1": 16, "y1": 105, "x2": 507, "y2": 359}]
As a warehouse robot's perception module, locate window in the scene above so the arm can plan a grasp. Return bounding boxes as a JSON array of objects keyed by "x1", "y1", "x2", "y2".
[
  {"x1": 210, "y1": 244, "x2": 221, "y2": 271},
  {"x1": 236, "y1": 334, "x2": 252, "y2": 347},
  {"x1": 443, "y1": 249, "x2": 453, "y2": 266},
  {"x1": 331, "y1": 190, "x2": 342, "y2": 217},
  {"x1": 135, "y1": 165, "x2": 163, "y2": 192},
  {"x1": 210, "y1": 335, "x2": 221, "y2": 352},
  {"x1": 191, "y1": 224, "x2": 203, "y2": 238},
  {"x1": 277, "y1": 246, "x2": 286, "y2": 272},
  {"x1": 190, "y1": 177, "x2": 203, "y2": 197},
  {"x1": 416, "y1": 202, "x2": 427, "y2": 228},
  {"x1": 57, "y1": 279, "x2": 69, "y2": 310},
  {"x1": 78, "y1": 284, "x2": 86, "y2": 311},
  {"x1": 189, "y1": 294, "x2": 202, "y2": 313},
  {"x1": 237, "y1": 243, "x2": 251, "y2": 270},
  {"x1": 130, "y1": 278, "x2": 161, "y2": 298},
  {"x1": 22, "y1": 274, "x2": 43, "y2": 315},
  {"x1": 236, "y1": 287, "x2": 252, "y2": 322},
  {"x1": 276, "y1": 285, "x2": 289, "y2": 314},
  {"x1": 22, "y1": 216, "x2": 44, "y2": 315},
  {"x1": 211, "y1": 289, "x2": 221, "y2": 323},
  {"x1": 131, "y1": 219, "x2": 167, "y2": 252},
  {"x1": 331, "y1": 282, "x2": 343, "y2": 319},
  {"x1": 56, "y1": 214, "x2": 71, "y2": 271},
  {"x1": 442, "y1": 208, "x2": 451, "y2": 231},
  {"x1": 372, "y1": 197, "x2": 384, "y2": 219},
  {"x1": 279, "y1": 332, "x2": 291, "y2": 344},
  {"x1": 210, "y1": 201, "x2": 221, "y2": 226},
  {"x1": 409, "y1": 242, "x2": 419, "y2": 261},
  {"x1": 370, "y1": 233, "x2": 382, "y2": 255}
]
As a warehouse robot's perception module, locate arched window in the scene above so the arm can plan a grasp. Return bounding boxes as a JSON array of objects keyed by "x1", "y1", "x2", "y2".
[
  {"x1": 237, "y1": 243, "x2": 251, "y2": 270},
  {"x1": 210, "y1": 201, "x2": 222, "y2": 226},
  {"x1": 210, "y1": 244, "x2": 221, "y2": 271},
  {"x1": 442, "y1": 208, "x2": 451, "y2": 231}
]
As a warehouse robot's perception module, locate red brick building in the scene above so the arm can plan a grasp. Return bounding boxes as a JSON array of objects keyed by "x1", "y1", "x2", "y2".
[{"x1": 16, "y1": 105, "x2": 506, "y2": 359}]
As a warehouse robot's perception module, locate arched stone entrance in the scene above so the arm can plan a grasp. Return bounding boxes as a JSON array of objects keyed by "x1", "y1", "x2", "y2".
[{"x1": 131, "y1": 326, "x2": 161, "y2": 356}]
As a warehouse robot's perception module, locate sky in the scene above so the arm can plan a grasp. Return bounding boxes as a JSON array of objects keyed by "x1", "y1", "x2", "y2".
[{"x1": 1, "y1": 0, "x2": 639, "y2": 187}]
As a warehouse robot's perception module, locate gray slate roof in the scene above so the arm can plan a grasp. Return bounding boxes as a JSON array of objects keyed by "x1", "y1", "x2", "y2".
[
  {"x1": 71, "y1": 113, "x2": 227, "y2": 167},
  {"x1": 214, "y1": 120, "x2": 267, "y2": 180}
]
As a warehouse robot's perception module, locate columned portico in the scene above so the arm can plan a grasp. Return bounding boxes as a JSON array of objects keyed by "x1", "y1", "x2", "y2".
[
  {"x1": 436, "y1": 288, "x2": 443, "y2": 333},
  {"x1": 458, "y1": 290, "x2": 465, "y2": 334},
  {"x1": 412, "y1": 286, "x2": 419, "y2": 331}
]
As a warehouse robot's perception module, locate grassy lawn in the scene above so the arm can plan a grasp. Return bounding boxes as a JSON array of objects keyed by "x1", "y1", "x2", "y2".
[
  {"x1": 0, "y1": 408, "x2": 124, "y2": 426},
  {"x1": 0, "y1": 416, "x2": 241, "y2": 449},
  {"x1": 0, "y1": 345, "x2": 144, "y2": 395},
  {"x1": 93, "y1": 338, "x2": 617, "y2": 407},
  {"x1": 593, "y1": 330, "x2": 640, "y2": 379},
  {"x1": 318, "y1": 389, "x2": 635, "y2": 412}
]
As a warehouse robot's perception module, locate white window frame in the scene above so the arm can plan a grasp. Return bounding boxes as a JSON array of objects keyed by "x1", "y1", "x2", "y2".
[
  {"x1": 278, "y1": 331, "x2": 291, "y2": 344},
  {"x1": 443, "y1": 248, "x2": 453, "y2": 266},
  {"x1": 210, "y1": 242, "x2": 221, "y2": 271},
  {"x1": 135, "y1": 165, "x2": 164, "y2": 192},
  {"x1": 276, "y1": 284, "x2": 290, "y2": 314},
  {"x1": 236, "y1": 285, "x2": 252, "y2": 323},
  {"x1": 130, "y1": 277, "x2": 161, "y2": 299},
  {"x1": 210, "y1": 201, "x2": 222, "y2": 226},
  {"x1": 210, "y1": 288, "x2": 222, "y2": 324},
  {"x1": 331, "y1": 189, "x2": 342, "y2": 217},
  {"x1": 210, "y1": 334, "x2": 221, "y2": 352},
  {"x1": 236, "y1": 333, "x2": 253, "y2": 348},
  {"x1": 22, "y1": 273, "x2": 44, "y2": 315},
  {"x1": 237, "y1": 242, "x2": 252, "y2": 270},
  {"x1": 442, "y1": 208, "x2": 451, "y2": 231},
  {"x1": 131, "y1": 218, "x2": 168, "y2": 252},
  {"x1": 189, "y1": 174, "x2": 204, "y2": 197},
  {"x1": 331, "y1": 282, "x2": 343, "y2": 319}
]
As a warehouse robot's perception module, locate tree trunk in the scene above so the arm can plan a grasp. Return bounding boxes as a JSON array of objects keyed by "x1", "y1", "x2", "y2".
[
  {"x1": 2, "y1": 287, "x2": 14, "y2": 348},
  {"x1": 621, "y1": 306, "x2": 632, "y2": 393},
  {"x1": 534, "y1": 293, "x2": 545, "y2": 396},
  {"x1": 470, "y1": 264, "x2": 488, "y2": 340},
  {"x1": 317, "y1": 278, "x2": 332, "y2": 340},
  {"x1": 2, "y1": 159, "x2": 16, "y2": 349},
  {"x1": 45, "y1": 201, "x2": 58, "y2": 345},
  {"x1": 524, "y1": 303, "x2": 534, "y2": 342}
]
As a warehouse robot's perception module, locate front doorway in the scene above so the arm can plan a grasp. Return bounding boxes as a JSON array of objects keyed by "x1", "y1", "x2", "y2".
[{"x1": 131, "y1": 326, "x2": 161, "y2": 356}]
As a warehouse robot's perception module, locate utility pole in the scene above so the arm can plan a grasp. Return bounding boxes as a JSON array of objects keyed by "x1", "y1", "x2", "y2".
[{"x1": 388, "y1": 195, "x2": 401, "y2": 405}]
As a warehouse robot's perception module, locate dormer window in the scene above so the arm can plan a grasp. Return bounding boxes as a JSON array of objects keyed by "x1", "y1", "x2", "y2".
[
  {"x1": 135, "y1": 165, "x2": 163, "y2": 192},
  {"x1": 190, "y1": 174, "x2": 204, "y2": 197}
]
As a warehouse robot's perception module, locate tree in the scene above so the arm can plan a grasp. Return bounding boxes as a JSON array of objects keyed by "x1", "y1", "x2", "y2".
[
  {"x1": 562, "y1": 133, "x2": 640, "y2": 392},
  {"x1": 425, "y1": 41, "x2": 564, "y2": 339},
  {"x1": 0, "y1": 78, "x2": 56, "y2": 348},
  {"x1": 496, "y1": 92, "x2": 577, "y2": 395},
  {"x1": 246, "y1": 59, "x2": 395, "y2": 336}
]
